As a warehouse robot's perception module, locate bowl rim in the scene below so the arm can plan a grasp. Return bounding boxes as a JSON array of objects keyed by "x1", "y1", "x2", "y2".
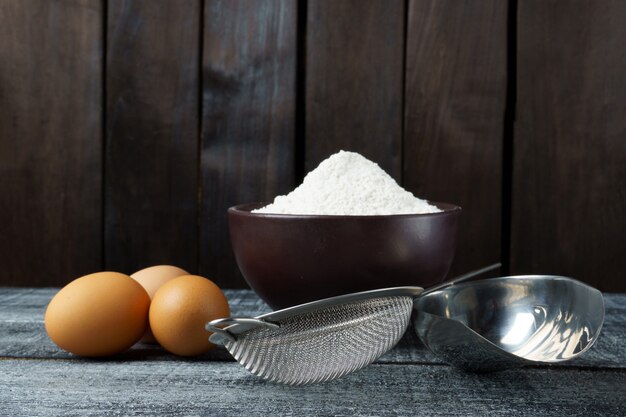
[{"x1": 228, "y1": 201, "x2": 462, "y2": 219}]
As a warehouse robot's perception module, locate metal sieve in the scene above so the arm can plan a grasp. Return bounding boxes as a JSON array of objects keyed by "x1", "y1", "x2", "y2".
[
  {"x1": 207, "y1": 287, "x2": 421, "y2": 385},
  {"x1": 207, "y1": 264, "x2": 499, "y2": 385}
]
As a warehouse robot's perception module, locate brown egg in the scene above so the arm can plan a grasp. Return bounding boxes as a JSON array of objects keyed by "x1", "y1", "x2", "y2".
[
  {"x1": 45, "y1": 272, "x2": 150, "y2": 357},
  {"x1": 130, "y1": 265, "x2": 189, "y2": 343},
  {"x1": 149, "y1": 275, "x2": 230, "y2": 356}
]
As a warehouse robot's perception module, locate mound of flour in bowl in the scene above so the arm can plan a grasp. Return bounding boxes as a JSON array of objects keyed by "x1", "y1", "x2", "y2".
[{"x1": 253, "y1": 151, "x2": 441, "y2": 215}]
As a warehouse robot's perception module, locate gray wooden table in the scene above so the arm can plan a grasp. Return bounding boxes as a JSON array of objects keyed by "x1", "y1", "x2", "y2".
[{"x1": 1, "y1": 288, "x2": 625, "y2": 416}]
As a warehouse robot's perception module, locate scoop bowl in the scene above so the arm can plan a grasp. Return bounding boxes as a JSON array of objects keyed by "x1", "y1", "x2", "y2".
[
  {"x1": 228, "y1": 202, "x2": 461, "y2": 309},
  {"x1": 413, "y1": 275, "x2": 605, "y2": 371}
]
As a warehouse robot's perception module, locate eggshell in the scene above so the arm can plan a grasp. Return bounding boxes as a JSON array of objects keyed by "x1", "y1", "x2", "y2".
[
  {"x1": 45, "y1": 272, "x2": 150, "y2": 357},
  {"x1": 149, "y1": 275, "x2": 230, "y2": 356},
  {"x1": 130, "y1": 265, "x2": 189, "y2": 343}
]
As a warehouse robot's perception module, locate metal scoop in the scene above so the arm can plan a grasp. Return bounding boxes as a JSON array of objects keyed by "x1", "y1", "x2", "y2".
[
  {"x1": 206, "y1": 264, "x2": 498, "y2": 385},
  {"x1": 414, "y1": 275, "x2": 605, "y2": 371}
]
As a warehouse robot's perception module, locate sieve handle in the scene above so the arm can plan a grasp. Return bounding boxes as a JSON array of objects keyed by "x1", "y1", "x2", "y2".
[
  {"x1": 423, "y1": 262, "x2": 502, "y2": 296},
  {"x1": 206, "y1": 317, "x2": 280, "y2": 343}
]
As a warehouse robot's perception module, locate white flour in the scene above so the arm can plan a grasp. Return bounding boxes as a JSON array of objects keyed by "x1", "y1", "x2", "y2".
[{"x1": 253, "y1": 150, "x2": 441, "y2": 215}]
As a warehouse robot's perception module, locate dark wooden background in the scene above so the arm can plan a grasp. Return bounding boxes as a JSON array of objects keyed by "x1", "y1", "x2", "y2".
[{"x1": 0, "y1": 0, "x2": 624, "y2": 291}]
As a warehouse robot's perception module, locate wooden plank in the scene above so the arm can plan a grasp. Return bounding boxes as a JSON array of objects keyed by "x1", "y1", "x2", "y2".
[
  {"x1": 1, "y1": 288, "x2": 624, "y2": 370},
  {"x1": 105, "y1": 0, "x2": 200, "y2": 274},
  {"x1": 200, "y1": 0, "x2": 297, "y2": 288},
  {"x1": 0, "y1": 0, "x2": 103, "y2": 286},
  {"x1": 305, "y1": 0, "x2": 405, "y2": 178},
  {"x1": 511, "y1": 1, "x2": 626, "y2": 292},
  {"x1": 1, "y1": 359, "x2": 625, "y2": 416},
  {"x1": 403, "y1": 0, "x2": 508, "y2": 278}
]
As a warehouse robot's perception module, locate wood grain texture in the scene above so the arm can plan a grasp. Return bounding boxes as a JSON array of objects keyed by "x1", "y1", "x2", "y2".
[
  {"x1": 1, "y1": 359, "x2": 625, "y2": 416},
  {"x1": 105, "y1": 0, "x2": 200, "y2": 274},
  {"x1": 0, "y1": 0, "x2": 103, "y2": 286},
  {"x1": 305, "y1": 0, "x2": 405, "y2": 178},
  {"x1": 403, "y1": 0, "x2": 508, "y2": 278},
  {"x1": 2, "y1": 288, "x2": 624, "y2": 371},
  {"x1": 512, "y1": 1, "x2": 626, "y2": 292},
  {"x1": 200, "y1": 0, "x2": 297, "y2": 287}
]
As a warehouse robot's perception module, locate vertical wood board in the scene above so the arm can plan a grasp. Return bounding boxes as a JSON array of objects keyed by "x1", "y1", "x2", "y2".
[
  {"x1": 106, "y1": 0, "x2": 200, "y2": 274},
  {"x1": 512, "y1": 1, "x2": 626, "y2": 291},
  {"x1": 305, "y1": 0, "x2": 405, "y2": 178},
  {"x1": 0, "y1": 0, "x2": 103, "y2": 286},
  {"x1": 200, "y1": 0, "x2": 297, "y2": 287},
  {"x1": 403, "y1": 0, "x2": 508, "y2": 277}
]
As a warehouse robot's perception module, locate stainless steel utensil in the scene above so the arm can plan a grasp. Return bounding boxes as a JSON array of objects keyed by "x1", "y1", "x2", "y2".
[
  {"x1": 207, "y1": 287, "x2": 421, "y2": 385},
  {"x1": 206, "y1": 264, "x2": 499, "y2": 385},
  {"x1": 414, "y1": 275, "x2": 605, "y2": 371}
]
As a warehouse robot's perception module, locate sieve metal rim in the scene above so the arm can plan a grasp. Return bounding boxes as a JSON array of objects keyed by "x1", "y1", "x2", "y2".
[{"x1": 207, "y1": 286, "x2": 423, "y2": 345}]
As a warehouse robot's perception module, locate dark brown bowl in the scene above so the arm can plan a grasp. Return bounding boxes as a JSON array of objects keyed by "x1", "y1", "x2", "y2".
[{"x1": 228, "y1": 202, "x2": 461, "y2": 309}]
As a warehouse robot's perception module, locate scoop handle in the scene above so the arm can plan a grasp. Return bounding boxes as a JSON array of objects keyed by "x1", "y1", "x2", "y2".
[{"x1": 423, "y1": 263, "x2": 501, "y2": 296}]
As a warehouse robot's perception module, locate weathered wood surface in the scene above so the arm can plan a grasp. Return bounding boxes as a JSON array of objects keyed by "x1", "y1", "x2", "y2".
[
  {"x1": 0, "y1": 0, "x2": 103, "y2": 286},
  {"x1": 403, "y1": 0, "x2": 508, "y2": 279},
  {"x1": 105, "y1": 0, "x2": 200, "y2": 274},
  {"x1": 1, "y1": 360, "x2": 625, "y2": 417},
  {"x1": 199, "y1": 0, "x2": 297, "y2": 288},
  {"x1": 305, "y1": 0, "x2": 405, "y2": 179},
  {"x1": 0, "y1": 288, "x2": 624, "y2": 416},
  {"x1": 1, "y1": 289, "x2": 624, "y2": 370},
  {"x1": 511, "y1": 1, "x2": 626, "y2": 291}
]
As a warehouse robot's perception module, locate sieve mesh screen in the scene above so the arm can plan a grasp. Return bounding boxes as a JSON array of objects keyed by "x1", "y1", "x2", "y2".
[{"x1": 224, "y1": 296, "x2": 413, "y2": 385}]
